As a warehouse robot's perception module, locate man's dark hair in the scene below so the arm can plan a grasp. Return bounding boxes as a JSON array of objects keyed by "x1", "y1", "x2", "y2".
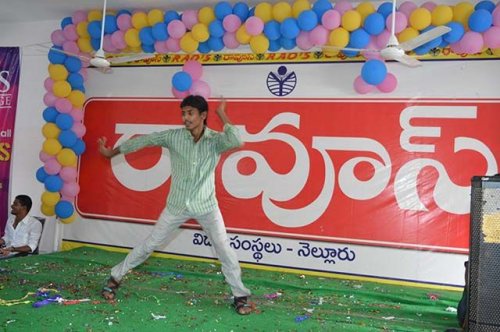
[
  {"x1": 181, "y1": 95, "x2": 208, "y2": 125},
  {"x1": 15, "y1": 195, "x2": 32, "y2": 212}
]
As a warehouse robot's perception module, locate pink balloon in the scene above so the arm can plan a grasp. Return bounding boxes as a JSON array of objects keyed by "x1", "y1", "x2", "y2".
[
  {"x1": 70, "y1": 107, "x2": 84, "y2": 122},
  {"x1": 386, "y1": 12, "x2": 407, "y2": 34},
  {"x1": 172, "y1": 87, "x2": 189, "y2": 99},
  {"x1": 362, "y1": 38, "x2": 383, "y2": 60},
  {"x1": 460, "y1": 31, "x2": 484, "y2": 54},
  {"x1": 168, "y1": 20, "x2": 187, "y2": 39},
  {"x1": 111, "y1": 30, "x2": 127, "y2": 50},
  {"x1": 483, "y1": 26, "x2": 500, "y2": 48},
  {"x1": 309, "y1": 25, "x2": 329, "y2": 46},
  {"x1": 353, "y1": 75, "x2": 375, "y2": 94},
  {"x1": 183, "y1": 60, "x2": 203, "y2": 81},
  {"x1": 449, "y1": 41, "x2": 464, "y2": 54},
  {"x1": 103, "y1": 35, "x2": 118, "y2": 53},
  {"x1": 44, "y1": 78, "x2": 54, "y2": 92},
  {"x1": 51, "y1": 30, "x2": 66, "y2": 46},
  {"x1": 375, "y1": 29, "x2": 391, "y2": 49},
  {"x1": 245, "y1": 16, "x2": 264, "y2": 36},
  {"x1": 493, "y1": 7, "x2": 500, "y2": 27},
  {"x1": 72, "y1": 122, "x2": 87, "y2": 138},
  {"x1": 296, "y1": 31, "x2": 314, "y2": 50},
  {"x1": 44, "y1": 158, "x2": 62, "y2": 175},
  {"x1": 421, "y1": 1, "x2": 437, "y2": 11},
  {"x1": 63, "y1": 41, "x2": 80, "y2": 55},
  {"x1": 377, "y1": 73, "x2": 398, "y2": 93},
  {"x1": 189, "y1": 80, "x2": 211, "y2": 100},
  {"x1": 55, "y1": 98, "x2": 73, "y2": 113},
  {"x1": 72, "y1": 10, "x2": 87, "y2": 25},
  {"x1": 154, "y1": 40, "x2": 169, "y2": 53},
  {"x1": 322, "y1": 10, "x2": 341, "y2": 30},
  {"x1": 223, "y1": 32, "x2": 240, "y2": 49},
  {"x1": 223, "y1": 14, "x2": 241, "y2": 33},
  {"x1": 60, "y1": 195, "x2": 74, "y2": 202},
  {"x1": 182, "y1": 9, "x2": 199, "y2": 30},
  {"x1": 117, "y1": 13, "x2": 132, "y2": 31},
  {"x1": 63, "y1": 24, "x2": 79, "y2": 41},
  {"x1": 398, "y1": 1, "x2": 418, "y2": 18},
  {"x1": 166, "y1": 38, "x2": 181, "y2": 52},
  {"x1": 40, "y1": 151, "x2": 55, "y2": 163},
  {"x1": 44, "y1": 92, "x2": 58, "y2": 106},
  {"x1": 334, "y1": 0, "x2": 353, "y2": 15},
  {"x1": 61, "y1": 181, "x2": 80, "y2": 198},
  {"x1": 60, "y1": 166, "x2": 77, "y2": 182}
]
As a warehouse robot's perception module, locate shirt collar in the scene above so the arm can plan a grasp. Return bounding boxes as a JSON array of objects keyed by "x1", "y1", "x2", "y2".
[{"x1": 182, "y1": 127, "x2": 215, "y2": 141}]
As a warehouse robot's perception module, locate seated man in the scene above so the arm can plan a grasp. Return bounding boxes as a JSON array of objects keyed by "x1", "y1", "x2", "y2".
[{"x1": 0, "y1": 195, "x2": 42, "y2": 259}]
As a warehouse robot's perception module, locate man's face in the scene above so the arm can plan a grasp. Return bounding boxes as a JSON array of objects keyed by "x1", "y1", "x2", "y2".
[
  {"x1": 10, "y1": 199, "x2": 25, "y2": 216},
  {"x1": 181, "y1": 105, "x2": 207, "y2": 131}
]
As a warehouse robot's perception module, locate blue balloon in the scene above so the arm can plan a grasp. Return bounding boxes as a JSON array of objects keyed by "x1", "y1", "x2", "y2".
[
  {"x1": 475, "y1": 0, "x2": 496, "y2": 13},
  {"x1": 172, "y1": 71, "x2": 193, "y2": 92},
  {"x1": 88, "y1": 21, "x2": 102, "y2": 39},
  {"x1": 198, "y1": 41, "x2": 211, "y2": 53},
  {"x1": 215, "y1": 1, "x2": 233, "y2": 20},
  {"x1": 268, "y1": 39, "x2": 281, "y2": 52},
  {"x1": 152, "y1": 22, "x2": 169, "y2": 41},
  {"x1": 104, "y1": 14, "x2": 118, "y2": 34},
  {"x1": 208, "y1": 37, "x2": 225, "y2": 51},
  {"x1": 61, "y1": 17, "x2": 73, "y2": 29},
  {"x1": 343, "y1": 45, "x2": 359, "y2": 57},
  {"x1": 73, "y1": 85, "x2": 85, "y2": 93},
  {"x1": 312, "y1": 0, "x2": 332, "y2": 20},
  {"x1": 439, "y1": 39, "x2": 450, "y2": 48},
  {"x1": 413, "y1": 44, "x2": 432, "y2": 55},
  {"x1": 443, "y1": 22, "x2": 465, "y2": 43},
  {"x1": 350, "y1": 28, "x2": 370, "y2": 49},
  {"x1": 55, "y1": 200, "x2": 74, "y2": 218},
  {"x1": 43, "y1": 107, "x2": 59, "y2": 123},
  {"x1": 233, "y1": 2, "x2": 250, "y2": 21},
  {"x1": 67, "y1": 73, "x2": 84, "y2": 89},
  {"x1": 364, "y1": 13, "x2": 385, "y2": 36},
  {"x1": 139, "y1": 27, "x2": 155, "y2": 45},
  {"x1": 377, "y1": 2, "x2": 393, "y2": 19},
  {"x1": 264, "y1": 20, "x2": 281, "y2": 41},
  {"x1": 45, "y1": 175, "x2": 63, "y2": 192},
  {"x1": 468, "y1": 9, "x2": 492, "y2": 33},
  {"x1": 64, "y1": 56, "x2": 82, "y2": 73},
  {"x1": 59, "y1": 130, "x2": 78, "y2": 148},
  {"x1": 91, "y1": 38, "x2": 101, "y2": 51},
  {"x1": 281, "y1": 18, "x2": 300, "y2": 39},
  {"x1": 48, "y1": 47, "x2": 67, "y2": 64},
  {"x1": 141, "y1": 43, "x2": 155, "y2": 53},
  {"x1": 298, "y1": 10, "x2": 318, "y2": 32},
  {"x1": 209, "y1": 20, "x2": 225, "y2": 38},
  {"x1": 280, "y1": 37, "x2": 296, "y2": 50},
  {"x1": 36, "y1": 166, "x2": 48, "y2": 183},
  {"x1": 71, "y1": 139, "x2": 86, "y2": 156},
  {"x1": 164, "y1": 10, "x2": 180, "y2": 24},
  {"x1": 55, "y1": 113, "x2": 74, "y2": 130},
  {"x1": 361, "y1": 59, "x2": 387, "y2": 85}
]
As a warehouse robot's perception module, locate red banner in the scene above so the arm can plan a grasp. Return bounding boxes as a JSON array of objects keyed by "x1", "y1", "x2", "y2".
[
  {"x1": 77, "y1": 98, "x2": 500, "y2": 253},
  {"x1": 0, "y1": 47, "x2": 20, "y2": 236}
]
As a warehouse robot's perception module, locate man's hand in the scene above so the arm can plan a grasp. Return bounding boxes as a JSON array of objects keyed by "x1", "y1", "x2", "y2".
[
  {"x1": 215, "y1": 97, "x2": 231, "y2": 125},
  {"x1": 0, "y1": 247, "x2": 11, "y2": 256},
  {"x1": 97, "y1": 137, "x2": 119, "y2": 159}
]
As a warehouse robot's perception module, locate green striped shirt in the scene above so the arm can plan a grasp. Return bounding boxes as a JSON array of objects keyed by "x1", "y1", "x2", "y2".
[{"x1": 119, "y1": 124, "x2": 243, "y2": 216}]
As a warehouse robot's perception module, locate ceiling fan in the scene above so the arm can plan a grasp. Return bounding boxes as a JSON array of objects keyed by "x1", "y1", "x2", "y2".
[
  {"x1": 51, "y1": 0, "x2": 156, "y2": 70},
  {"x1": 323, "y1": 0, "x2": 451, "y2": 67}
]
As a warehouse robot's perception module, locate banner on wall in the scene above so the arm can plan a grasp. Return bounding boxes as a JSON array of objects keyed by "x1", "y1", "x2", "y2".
[
  {"x1": 0, "y1": 47, "x2": 20, "y2": 236},
  {"x1": 77, "y1": 98, "x2": 500, "y2": 254}
]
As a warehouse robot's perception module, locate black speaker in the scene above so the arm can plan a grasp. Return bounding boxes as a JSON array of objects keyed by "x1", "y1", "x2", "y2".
[{"x1": 467, "y1": 175, "x2": 500, "y2": 331}]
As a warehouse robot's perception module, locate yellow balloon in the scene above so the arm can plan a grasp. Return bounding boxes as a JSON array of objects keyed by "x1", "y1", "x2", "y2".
[
  {"x1": 273, "y1": 2, "x2": 293, "y2": 22},
  {"x1": 42, "y1": 191, "x2": 60, "y2": 206},
  {"x1": 409, "y1": 8, "x2": 431, "y2": 31},
  {"x1": 341, "y1": 10, "x2": 362, "y2": 32},
  {"x1": 68, "y1": 90, "x2": 86, "y2": 107},
  {"x1": 42, "y1": 123, "x2": 61, "y2": 139},
  {"x1": 236, "y1": 25, "x2": 252, "y2": 44},
  {"x1": 41, "y1": 203, "x2": 56, "y2": 216},
  {"x1": 292, "y1": 0, "x2": 311, "y2": 18},
  {"x1": 76, "y1": 22, "x2": 90, "y2": 38},
  {"x1": 250, "y1": 35, "x2": 270, "y2": 53},
  {"x1": 198, "y1": 6, "x2": 216, "y2": 25},
  {"x1": 329, "y1": 27, "x2": 349, "y2": 48},
  {"x1": 48, "y1": 64, "x2": 69, "y2": 81},
  {"x1": 147, "y1": 9, "x2": 164, "y2": 26},
  {"x1": 453, "y1": 2, "x2": 474, "y2": 29},
  {"x1": 52, "y1": 80, "x2": 72, "y2": 98},
  {"x1": 398, "y1": 27, "x2": 419, "y2": 44},
  {"x1": 432, "y1": 5, "x2": 453, "y2": 26},
  {"x1": 60, "y1": 212, "x2": 77, "y2": 224},
  {"x1": 43, "y1": 138, "x2": 62, "y2": 156},
  {"x1": 124, "y1": 28, "x2": 141, "y2": 48},
  {"x1": 57, "y1": 148, "x2": 77, "y2": 166},
  {"x1": 180, "y1": 32, "x2": 199, "y2": 53},
  {"x1": 77, "y1": 37, "x2": 93, "y2": 53},
  {"x1": 191, "y1": 23, "x2": 210, "y2": 42},
  {"x1": 87, "y1": 10, "x2": 102, "y2": 22},
  {"x1": 255, "y1": 2, "x2": 273, "y2": 23},
  {"x1": 356, "y1": 2, "x2": 376, "y2": 22},
  {"x1": 131, "y1": 12, "x2": 149, "y2": 30},
  {"x1": 493, "y1": 48, "x2": 500, "y2": 56}
]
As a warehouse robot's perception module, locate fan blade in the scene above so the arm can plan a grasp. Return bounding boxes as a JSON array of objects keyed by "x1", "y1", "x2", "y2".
[
  {"x1": 322, "y1": 45, "x2": 378, "y2": 53},
  {"x1": 392, "y1": 53, "x2": 422, "y2": 67},
  {"x1": 49, "y1": 47, "x2": 91, "y2": 62},
  {"x1": 107, "y1": 53, "x2": 158, "y2": 64},
  {"x1": 400, "y1": 26, "x2": 452, "y2": 51}
]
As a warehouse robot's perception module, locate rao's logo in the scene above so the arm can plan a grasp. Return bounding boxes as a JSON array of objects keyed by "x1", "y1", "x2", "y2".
[{"x1": 266, "y1": 66, "x2": 297, "y2": 97}]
